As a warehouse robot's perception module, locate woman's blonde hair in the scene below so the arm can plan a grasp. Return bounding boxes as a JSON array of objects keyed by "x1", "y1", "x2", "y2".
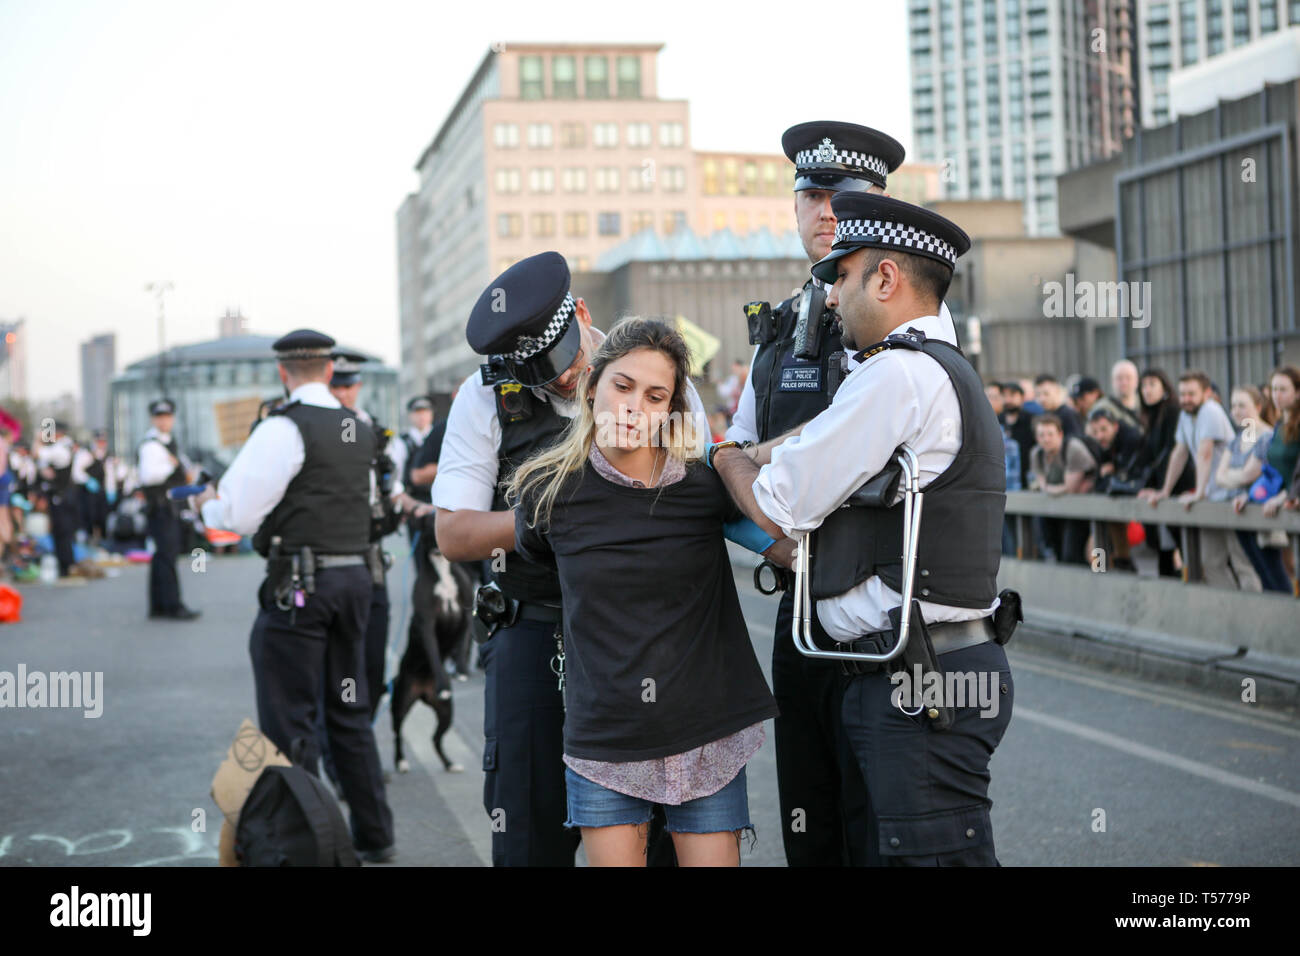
[{"x1": 506, "y1": 316, "x2": 703, "y2": 529}]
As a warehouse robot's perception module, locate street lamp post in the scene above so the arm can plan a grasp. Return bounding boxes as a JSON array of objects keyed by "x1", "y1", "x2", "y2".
[{"x1": 144, "y1": 281, "x2": 174, "y2": 396}]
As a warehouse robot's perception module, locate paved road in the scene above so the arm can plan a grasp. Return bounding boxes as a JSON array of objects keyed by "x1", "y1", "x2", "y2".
[{"x1": 1, "y1": 544, "x2": 1297, "y2": 866}]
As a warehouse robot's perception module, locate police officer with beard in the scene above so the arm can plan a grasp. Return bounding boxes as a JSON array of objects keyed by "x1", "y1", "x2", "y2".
[
  {"x1": 195, "y1": 330, "x2": 395, "y2": 862},
  {"x1": 715, "y1": 194, "x2": 1017, "y2": 866}
]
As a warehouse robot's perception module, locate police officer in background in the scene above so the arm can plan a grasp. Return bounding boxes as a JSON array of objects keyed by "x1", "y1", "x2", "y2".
[
  {"x1": 36, "y1": 420, "x2": 81, "y2": 578},
  {"x1": 433, "y1": 251, "x2": 710, "y2": 866},
  {"x1": 194, "y1": 330, "x2": 396, "y2": 862},
  {"x1": 391, "y1": 396, "x2": 435, "y2": 512},
  {"x1": 137, "y1": 400, "x2": 200, "y2": 619},
  {"x1": 725, "y1": 121, "x2": 907, "y2": 866},
  {"x1": 715, "y1": 194, "x2": 1016, "y2": 866}
]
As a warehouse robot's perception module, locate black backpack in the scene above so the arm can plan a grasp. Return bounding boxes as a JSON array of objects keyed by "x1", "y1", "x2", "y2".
[{"x1": 235, "y1": 765, "x2": 360, "y2": 867}]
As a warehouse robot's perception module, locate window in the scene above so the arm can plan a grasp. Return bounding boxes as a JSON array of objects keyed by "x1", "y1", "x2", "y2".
[
  {"x1": 702, "y1": 158, "x2": 719, "y2": 195},
  {"x1": 585, "y1": 56, "x2": 608, "y2": 98},
  {"x1": 494, "y1": 168, "x2": 521, "y2": 193},
  {"x1": 712, "y1": 211, "x2": 727, "y2": 231},
  {"x1": 553, "y1": 55, "x2": 577, "y2": 98},
  {"x1": 628, "y1": 163, "x2": 653, "y2": 192},
  {"x1": 662, "y1": 165, "x2": 686, "y2": 192},
  {"x1": 1260, "y1": 0, "x2": 1278, "y2": 31},
  {"x1": 574, "y1": 256, "x2": 590, "y2": 272},
  {"x1": 560, "y1": 122, "x2": 585, "y2": 148},
  {"x1": 723, "y1": 158, "x2": 738, "y2": 195},
  {"x1": 626, "y1": 122, "x2": 652, "y2": 148},
  {"x1": 598, "y1": 211, "x2": 621, "y2": 236},
  {"x1": 564, "y1": 211, "x2": 589, "y2": 237},
  {"x1": 741, "y1": 161, "x2": 758, "y2": 195},
  {"x1": 496, "y1": 213, "x2": 522, "y2": 238},
  {"x1": 659, "y1": 121, "x2": 685, "y2": 148},
  {"x1": 520, "y1": 55, "x2": 543, "y2": 99},
  {"x1": 530, "y1": 212, "x2": 556, "y2": 238},
  {"x1": 527, "y1": 123, "x2": 553, "y2": 148},
  {"x1": 763, "y1": 162, "x2": 779, "y2": 196},
  {"x1": 630, "y1": 210, "x2": 654, "y2": 233},
  {"x1": 561, "y1": 167, "x2": 587, "y2": 193},
  {"x1": 1232, "y1": 0, "x2": 1249, "y2": 44},
  {"x1": 663, "y1": 210, "x2": 687, "y2": 234},
  {"x1": 594, "y1": 122, "x2": 619, "y2": 148},
  {"x1": 616, "y1": 55, "x2": 641, "y2": 97},
  {"x1": 492, "y1": 123, "x2": 519, "y2": 148},
  {"x1": 595, "y1": 166, "x2": 621, "y2": 192},
  {"x1": 527, "y1": 168, "x2": 554, "y2": 193}
]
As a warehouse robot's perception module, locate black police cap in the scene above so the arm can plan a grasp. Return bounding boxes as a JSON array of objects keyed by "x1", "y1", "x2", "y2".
[
  {"x1": 149, "y1": 398, "x2": 176, "y2": 416},
  {"x1": 465, "y1": 251, "x2": 581, "y2": 388},
  {"x1": 406, "y1": 395, "x2": 434, "y2": 412},
  {"x1": 811, "y1": 193, "x2": 971, "y2": 284},
  {"x1": 272, "y1": 328, "x2": 336, "y2": 360},
  {"x1": 329, "y1": 351, "x2": 366, "y2": 387},
  {"x1": 782, "y1": 121, "x2": 905, "y2": 193}
]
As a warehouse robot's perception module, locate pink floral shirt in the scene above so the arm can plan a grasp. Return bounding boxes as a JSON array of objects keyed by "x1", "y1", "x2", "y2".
[{"x1": 562, "y1": 443, "x2": 766, "y2": 804}]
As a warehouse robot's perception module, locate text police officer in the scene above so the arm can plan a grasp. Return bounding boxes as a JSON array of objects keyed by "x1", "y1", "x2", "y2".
[
  {"x1": 725, "y1": 121, "x2": 905, "y2": 866},
  {"x1": 714, "y1": 194, "x2": 1018, "y2": 866},
  {"x1": 194, "y1": 330, "x2": 396, "y2": 862},
  {"x1": 137, "y1": 399, "x2": 201, "y2": 620},
  {"x1": 432, "y1": 251, "x2": 709, "y2": 866}
]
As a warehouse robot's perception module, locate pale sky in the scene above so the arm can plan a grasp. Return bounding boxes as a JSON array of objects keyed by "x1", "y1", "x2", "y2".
[{"x1": 0, "y1": 0, "x2": 912, "y2": 403}]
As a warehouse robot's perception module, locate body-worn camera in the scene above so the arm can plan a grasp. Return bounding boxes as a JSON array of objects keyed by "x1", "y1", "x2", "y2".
[{"x1": 745, "y1": 301, "x2": 776, "y2": 345}]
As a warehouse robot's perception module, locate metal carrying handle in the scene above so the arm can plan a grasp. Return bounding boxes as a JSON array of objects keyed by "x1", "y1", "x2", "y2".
[{"x1": 791, "y1": 445, "x2": 924, "y2": 663}]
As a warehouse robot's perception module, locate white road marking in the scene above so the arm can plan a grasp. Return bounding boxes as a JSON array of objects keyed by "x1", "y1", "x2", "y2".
[{"x1": 1016, "y1": 706, "x2": 1300, "y2": 810}]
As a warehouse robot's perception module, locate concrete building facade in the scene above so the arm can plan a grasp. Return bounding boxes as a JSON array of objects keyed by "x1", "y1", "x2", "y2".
[{"x1": 79, "y1": 332, "x2": 116, "y2": 433}]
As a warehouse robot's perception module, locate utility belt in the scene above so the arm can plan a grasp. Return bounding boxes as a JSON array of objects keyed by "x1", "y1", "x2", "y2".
[
  {"x1": 838, "y1": 590, "x2": 1023, "y2": 731},
  {"x1": 264, "y1": 535, "x2": 371, "y2": 613},
  {"x1": 472, "y1": 580, "x2": 567, "y2": 704}
]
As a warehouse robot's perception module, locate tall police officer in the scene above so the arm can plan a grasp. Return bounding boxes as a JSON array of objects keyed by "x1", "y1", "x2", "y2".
[
  {"x1": 137, "y1": 400, "x2": 200, "y2": 619},
  {"x1": 327, "y1": 352, "x2": 403, "y2": 720},
  {"x1": 433, "y1": 251, "x2": 710, "y2": 866},
  {"x1": 714, "y1": 193, "x2": 1016, "y2": 866},
  {"x1": 725, "y1": 121, "x2": 907, "y2": 866},
  {"x1": 195, "y1": 330, "x2": 396, "y2": 861}
]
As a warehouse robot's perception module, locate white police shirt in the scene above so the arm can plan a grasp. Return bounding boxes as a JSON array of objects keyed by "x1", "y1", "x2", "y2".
[
  {"x1": 201, "y1": 382, "x2": 372, "y2": 536},
  {"x1": 137, "y1": 427, "x2": 187, "y2": 486},
  {"x1": 728, "y1": 299, "x2": 959, "y2": 444},
  {"x1": 750, "y1": 311, "x2": 998, "y2": 640},
  {"x1": 433, "y1": 328, "x2": 711, "y2": 514}
]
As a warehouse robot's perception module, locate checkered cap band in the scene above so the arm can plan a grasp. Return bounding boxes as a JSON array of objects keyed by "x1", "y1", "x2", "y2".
[
  {"x1": 794, "y1": 146, "x2": 891, "y2": 182},
  {"x1": 507, "y1": 293, "x2": 576, "y2": 361},
  {"x1": 277, "y1": 347, "x2": 333, "y2": 359},
  {"x1": 834, "y1": 218, "x2": 957, "y2": 267}
]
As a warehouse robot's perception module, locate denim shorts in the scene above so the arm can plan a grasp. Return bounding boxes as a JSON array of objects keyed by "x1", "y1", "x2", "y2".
[{"x1": 564, "y1": 765, "x2": 752, "y2": 834}]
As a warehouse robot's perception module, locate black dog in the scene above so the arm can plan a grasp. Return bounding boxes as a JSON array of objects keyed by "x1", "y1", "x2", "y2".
[{"x1": 392, "y1": 537, "x2": 474, "y2": 774}]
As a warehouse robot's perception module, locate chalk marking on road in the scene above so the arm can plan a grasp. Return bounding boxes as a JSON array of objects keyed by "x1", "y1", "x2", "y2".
[
  {"x1": 1017, "y1": 706, "x2": 1300, "y2": 810},
  {"x1": 393, "y1": 704, "x2": 490, "y2": 866},
  {"x1": 1011, "y1": 654, "x2": 1300, "y2": 740}
]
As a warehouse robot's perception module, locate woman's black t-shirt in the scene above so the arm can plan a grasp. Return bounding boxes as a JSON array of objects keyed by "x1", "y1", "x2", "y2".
[{"x1": 515, "y1": 458, "x2": 779, "y2": 762}]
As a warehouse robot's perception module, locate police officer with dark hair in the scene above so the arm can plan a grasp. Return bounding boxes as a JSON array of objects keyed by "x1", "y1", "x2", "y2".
[
  {"x1": 715, "y1": 194, "x2": 1016, "y2": 866},
  {"x1": 137, "y1": 400, "x2": 200, "y2": 619},
  {"x1": 433, "y1": 251, "x2": 709, "y2": 866},
  {"x1": 725, "y1": 121, "x2": 911, "y2": 867},
  {"x1": 194, "y1": 330, "x2": 396, "y2": 862}
]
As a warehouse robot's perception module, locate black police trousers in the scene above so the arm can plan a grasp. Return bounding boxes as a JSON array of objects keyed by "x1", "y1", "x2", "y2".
[
  {"x1": 771, "y1": 590, "x2": 872, "y2": 866},
  {"x1": 146, "y1": 505, "x2": 182, "y2": 611},
  {"x1": 317, "y1": 578, "x2": 390, "y2": 788},
  {"x1": 480, "y1": 616, "x2": 580, "y2": 866},
  {"x1": 250, "y1": 564, "x2": 395, "y2": 853},
  {"x1": 49, "y1": 492, "x2": 79, "y2": 576},
  {"x1": 841, "y1": 640, "x2": 1014, "y2": 866}
]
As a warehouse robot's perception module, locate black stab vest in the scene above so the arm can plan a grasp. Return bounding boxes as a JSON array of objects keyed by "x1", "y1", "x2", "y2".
[
  {"x1": 487, "y1": 378, "x2": 569, "y2": 604},
  {"x1": 251, "y1": 402, "x2": 375, "y2": 557},
  {"x1": 811, "y1": 332, "x2": 1006, "y2": 609},
  {"x1": 749, "y1": 280, "x2": 845, "y2": 442},
  {"x1": 138, "y1": 434, "x2": 188, "y2": 511}
]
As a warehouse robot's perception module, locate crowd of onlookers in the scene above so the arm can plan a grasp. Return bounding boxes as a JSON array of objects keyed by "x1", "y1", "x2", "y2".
[{"x1": 987, "y1": 361, "x2": 1300, "y2": 593}]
